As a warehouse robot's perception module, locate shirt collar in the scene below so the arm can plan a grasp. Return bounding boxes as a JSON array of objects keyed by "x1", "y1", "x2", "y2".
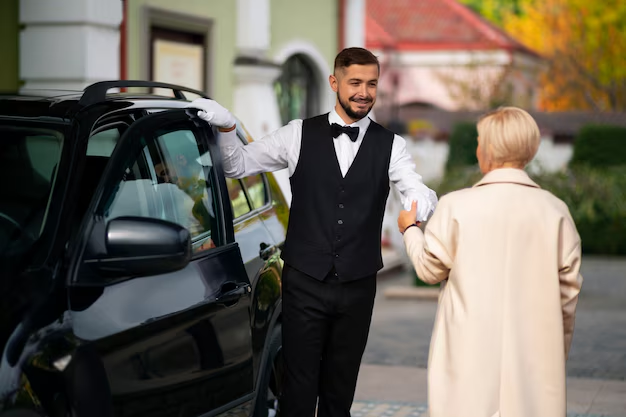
[
  {"x1": 328, "y1": 107, "x2": 372, "y2": 132},
  {"x1": 473, "y1": 168, "x2": 541, "y2": 189}
]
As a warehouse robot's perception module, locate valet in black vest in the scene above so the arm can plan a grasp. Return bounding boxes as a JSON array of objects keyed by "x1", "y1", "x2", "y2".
[
  {"x1": 188, "y1": 47, "x2": 438, "y2": 417},
  {"x1": 279, "y1": 113, "x2": 395, "y2": 417},
  {"x1": 281, "y1": 114, "x2": 394, "y2": 281}
]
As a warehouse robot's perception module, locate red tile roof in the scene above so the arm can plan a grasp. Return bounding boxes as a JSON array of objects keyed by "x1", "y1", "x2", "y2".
[
  {"x1": 366, "y1": 15, "x2": 397, "y2": 49},
  {"x1": 366, "y1": 0, "x2": 539, "y2": 57}
]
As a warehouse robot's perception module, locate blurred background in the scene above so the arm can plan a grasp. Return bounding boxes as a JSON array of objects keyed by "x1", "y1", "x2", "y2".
[
  {"x1": 0, "y1": 0, "x2": 625, "y2": 256},
  {"x1": 0, "y1": 0, "x2": 624, "y2": 414}
]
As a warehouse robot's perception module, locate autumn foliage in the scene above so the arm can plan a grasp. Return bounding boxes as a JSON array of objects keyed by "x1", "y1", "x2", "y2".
[{"x1": 461, "y1": 0, "x2": 626, "y2": 111}]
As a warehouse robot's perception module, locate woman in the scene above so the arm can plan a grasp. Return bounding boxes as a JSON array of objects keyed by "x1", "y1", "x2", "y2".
[{"x1": 398, "y1": 107, "x2": 583, "y2": 417}]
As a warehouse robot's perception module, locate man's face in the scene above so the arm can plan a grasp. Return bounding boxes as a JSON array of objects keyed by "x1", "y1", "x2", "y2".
[{"x1": 329, "y1": 64, "x2": 378, "y2": 122}]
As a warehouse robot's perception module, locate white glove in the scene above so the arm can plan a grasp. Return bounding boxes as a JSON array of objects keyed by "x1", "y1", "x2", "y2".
[
  {"x1": 186, "y1": 98, "x2": 236, "y2": 128},
  {"x1": 402, "y1": 191, "x2": 436, "y2": 223}
]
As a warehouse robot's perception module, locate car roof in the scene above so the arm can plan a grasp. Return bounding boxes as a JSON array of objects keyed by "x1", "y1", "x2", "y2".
[{"x1": 0, "y1": 81, "x2": 207, "y2": 120}]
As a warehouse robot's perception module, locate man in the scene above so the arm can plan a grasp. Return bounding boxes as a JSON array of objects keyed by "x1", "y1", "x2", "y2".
[{"x1": 188, "y1": 47, "x2": 437, "y2": 417}]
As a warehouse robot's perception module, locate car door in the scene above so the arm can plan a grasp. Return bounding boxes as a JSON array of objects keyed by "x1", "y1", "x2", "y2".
[{"x1": 67, "y1": 110, "x2": 254, "y2": 417}]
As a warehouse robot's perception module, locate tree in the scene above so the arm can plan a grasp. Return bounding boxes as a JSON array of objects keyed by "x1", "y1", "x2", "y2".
[{"x1": 461, "y1": 0, "x2": 626, "y2": 111}]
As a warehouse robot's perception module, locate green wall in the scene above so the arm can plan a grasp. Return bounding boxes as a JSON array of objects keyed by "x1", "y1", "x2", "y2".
[
  {"x1": 269, "y1": 0, "x2": 338, "y2": 74},
  {"x1": 125, "y1": 0, "x2": 237, "y2": 108},
  {"x1": 125, "y1": 0, "x2": 339, "y2": 109},
  {"x1": 0, "y1": 0, "x2": 20, "y2": 92}
]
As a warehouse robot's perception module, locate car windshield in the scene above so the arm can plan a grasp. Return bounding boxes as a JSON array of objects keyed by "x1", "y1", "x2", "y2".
[{"x1": 0, "y1": 123, "x2": 64, "y2": 255}]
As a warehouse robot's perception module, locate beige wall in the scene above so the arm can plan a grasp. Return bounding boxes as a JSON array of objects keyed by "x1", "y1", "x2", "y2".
[{"x1": 374, "y1": 49, "x2": 542, "y2": 111}]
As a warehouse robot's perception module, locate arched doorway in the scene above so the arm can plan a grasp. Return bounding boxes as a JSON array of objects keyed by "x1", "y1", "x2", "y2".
[{"x1": 274, "y1": 54, "x2": 320, "y2": 124}]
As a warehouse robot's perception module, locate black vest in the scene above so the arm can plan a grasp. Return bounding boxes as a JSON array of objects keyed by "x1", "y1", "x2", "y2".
[{"x1": 281, "y1": 114, "x2": 394, "y2": 281}]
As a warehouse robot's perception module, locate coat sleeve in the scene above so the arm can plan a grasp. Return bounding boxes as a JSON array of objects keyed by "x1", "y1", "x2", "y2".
[
  {"x1": 402, "y1": 196, "x2": 456, "y2": 285},
  {"x1": 559, "y1": 213, "x2": 583, "y2": 360}
]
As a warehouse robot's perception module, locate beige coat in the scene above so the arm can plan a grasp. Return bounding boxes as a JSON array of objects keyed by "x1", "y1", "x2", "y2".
[{"x1": 403, "y1": 168, "x2": 583, "y2": 417}]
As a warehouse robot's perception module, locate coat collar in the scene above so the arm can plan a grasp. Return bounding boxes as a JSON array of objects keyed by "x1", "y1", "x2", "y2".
[{"x1": 473, "y1": 168, "x2": 541, "y2": 189}]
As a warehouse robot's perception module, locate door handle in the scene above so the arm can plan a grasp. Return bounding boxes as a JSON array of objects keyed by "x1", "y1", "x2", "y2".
[
  {"x1": 259, "y1": 242, "x2": 277, "y2": 261},
  {"x1": 216, "y1": 282, "x2": 250, "y2": 305}
]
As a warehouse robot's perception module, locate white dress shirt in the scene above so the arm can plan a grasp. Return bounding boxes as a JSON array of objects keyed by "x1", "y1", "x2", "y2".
[{"x1": 218, "y1": 108, "x2": 438, "y2": 221}]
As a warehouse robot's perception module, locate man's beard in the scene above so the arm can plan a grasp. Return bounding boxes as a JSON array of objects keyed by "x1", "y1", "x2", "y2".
[{"x1": 338, "y1": 91, "x2": 374, "y2": 121}]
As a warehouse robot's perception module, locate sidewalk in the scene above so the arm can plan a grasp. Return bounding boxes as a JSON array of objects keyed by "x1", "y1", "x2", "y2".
[{"x1": 353, "y1": 364, "x2": 626, "y2": 417}]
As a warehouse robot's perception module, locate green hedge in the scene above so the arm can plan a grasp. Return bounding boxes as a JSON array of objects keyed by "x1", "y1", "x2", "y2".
[
  {"x1": 570, "y1": 125, "x2": 626, "y2": 168},
  {"x1": 430, "y1": 166, "x2": 626, "y2": 255},
  {"x1": 535, "y1": 166, "x2": 626, "y2": 255},
  {"x1": 445, "y1": 122, "x2": 478, "y2": 174}
]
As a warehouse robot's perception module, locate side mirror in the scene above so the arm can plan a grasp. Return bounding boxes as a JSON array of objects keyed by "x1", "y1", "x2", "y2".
[{"x1": 93, "y1": 217, "x2": 191, "y2": 277}]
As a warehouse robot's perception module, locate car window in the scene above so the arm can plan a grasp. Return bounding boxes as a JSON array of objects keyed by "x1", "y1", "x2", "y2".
[
  {"x1": 88, "y1": 117, "x2": 135, "y2": 157},
  {"x1": 242, "y1": 175, "x2": 268, "y2": 210},
  {"x1": 102, "y1": 127, "x2": 220, "y2": 253},
  {"x1": 0, "y1": 125, "x2": 63, "y2": 249},
  {"x1": 226, "y1": 178, "x2": 251, "y2": 219},
  {"x1": 88, "y1": 128, "x2": 120, "y2": 157}
]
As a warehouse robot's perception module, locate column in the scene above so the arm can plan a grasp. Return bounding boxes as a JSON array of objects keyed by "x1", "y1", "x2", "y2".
[
  {"x1": 344, "y1": 0, "x2": 365, "y2": 48},
  {"x1": 19, "y1": 0, "x2": 122, "y2": 92}
]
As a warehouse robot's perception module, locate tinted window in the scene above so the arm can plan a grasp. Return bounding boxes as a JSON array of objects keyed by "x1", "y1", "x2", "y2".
[
  {"x1": 88, "y1": 128, "x2": 120, "y2": 157},
  {"x1": 0, "y1": 125, "x2": 63, "y2": 249},
  {"x1": 102, "y1": 128, "x2": 220, "y2": 253},
  {"x1": 242, "y1": 175, "x2": 268, "y2": 210},
  {"x1": 226, "y1": 178, "x2": 251, "y2": 219}
]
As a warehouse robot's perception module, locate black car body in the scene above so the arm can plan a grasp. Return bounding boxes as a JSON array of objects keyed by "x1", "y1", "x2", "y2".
[{"x1": 0, "y1": 81, "x2": 287, "y2": 417}]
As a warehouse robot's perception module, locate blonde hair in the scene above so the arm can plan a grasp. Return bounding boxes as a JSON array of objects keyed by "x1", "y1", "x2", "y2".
[{"x1": 477, "y1": 106, "x2": 540, "y2": 167}]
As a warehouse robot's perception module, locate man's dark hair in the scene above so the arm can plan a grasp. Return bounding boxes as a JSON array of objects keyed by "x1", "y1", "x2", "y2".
[{"x1": 334, "y1": 47, "x2": 380, "y2": 74}]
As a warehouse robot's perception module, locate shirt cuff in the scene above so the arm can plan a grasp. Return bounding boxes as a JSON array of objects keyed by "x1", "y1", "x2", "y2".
[{"x1": 218, "y1": 128, "x2": 241, "y2": 147}]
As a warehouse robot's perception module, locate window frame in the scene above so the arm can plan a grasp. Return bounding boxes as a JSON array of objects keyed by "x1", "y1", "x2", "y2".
[{"x1": 228, "y1": 128, "x2": 272, "y2": 225}]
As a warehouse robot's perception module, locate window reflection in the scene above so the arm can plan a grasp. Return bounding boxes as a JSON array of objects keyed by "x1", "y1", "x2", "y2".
[{"x1": 225, "y1": 179, "x2": 251, "y2": 219}]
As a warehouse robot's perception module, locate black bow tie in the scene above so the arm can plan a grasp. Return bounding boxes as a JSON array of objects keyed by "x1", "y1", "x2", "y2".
[{"x1": 331, "y1": 123, "x2": 360, "y2": 142}]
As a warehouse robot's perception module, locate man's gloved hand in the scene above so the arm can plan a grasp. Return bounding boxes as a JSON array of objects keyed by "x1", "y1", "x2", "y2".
[{"x1": 186, "y1": 98, "x2": 236, "y2": 129}]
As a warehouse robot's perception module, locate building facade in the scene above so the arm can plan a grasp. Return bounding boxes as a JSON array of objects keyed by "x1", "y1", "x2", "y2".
[
  {"x1": 1, "y1": 0, "x2": 376, "y2": 204},
  {"x1": 366, "y1": 0, "x2": 544, "y2": 113}
]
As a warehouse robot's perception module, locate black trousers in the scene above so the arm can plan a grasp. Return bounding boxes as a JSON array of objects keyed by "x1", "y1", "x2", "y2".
[{"x1": 281, "y1": 264, "x2": 377, "y2": 417}]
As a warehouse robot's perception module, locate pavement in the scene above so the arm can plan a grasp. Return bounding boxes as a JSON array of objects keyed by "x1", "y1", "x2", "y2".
[
  {"x1": 351, "y1": 255, "x2": 626, "y2": 417},
  {"x1": 353, "y1": 365, "x2": 626, "y2": 417}
]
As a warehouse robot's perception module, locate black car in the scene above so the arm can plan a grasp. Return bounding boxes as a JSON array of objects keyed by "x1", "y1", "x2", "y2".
[{"x1": 0, "y1": 81, "x2": 287, "y2": 417}]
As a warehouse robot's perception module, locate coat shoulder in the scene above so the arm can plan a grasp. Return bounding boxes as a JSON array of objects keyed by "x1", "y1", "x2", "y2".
[{"x1": 534, "y1": 188, "x2": 573, "y2": 216}]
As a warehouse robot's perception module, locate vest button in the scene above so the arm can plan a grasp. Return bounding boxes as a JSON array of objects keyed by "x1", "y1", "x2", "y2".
[
  {"x1": 335, "y1": 253, "x2": 339, "y2": 258},
  {"x1": 338, "y1": 204, "x2": 344, "y2": 209},
  {"x1": 337, "y1": 219, "x2": 343, "y2": 225}
]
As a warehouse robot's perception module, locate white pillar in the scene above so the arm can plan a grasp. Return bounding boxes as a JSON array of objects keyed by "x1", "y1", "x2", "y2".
[
  {"x1": 19, "y1": 0, "x2": 122, "y2": 92},
  {"x1": 234, "y1": 0, "x2": 292, "y2": 204},
  {"x1": 236, "y1": 0, "x2": 270, "y2": 59},
  {"x1": 344, "y1": 0, "x2": 377, "y2": 121},
  {"x1": 233, "y1": 64, "x2": 282, "y2": 141},
  {"x1": 344, "y1": 0, "x2": 365, "y2": 48}
]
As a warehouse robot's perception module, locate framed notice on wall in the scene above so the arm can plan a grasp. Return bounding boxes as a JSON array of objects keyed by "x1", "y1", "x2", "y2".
[{"x1": 151, "y1": 27, "x2": 206, "y2": 97}]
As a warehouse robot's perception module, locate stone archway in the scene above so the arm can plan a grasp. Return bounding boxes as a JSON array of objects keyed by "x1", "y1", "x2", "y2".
[
  {"x1": 274, "y1": 54, "x2": 320, "y2": 125},
  {"x1": 273, "y1": 41, "x2": 335, "y2": 120}
]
